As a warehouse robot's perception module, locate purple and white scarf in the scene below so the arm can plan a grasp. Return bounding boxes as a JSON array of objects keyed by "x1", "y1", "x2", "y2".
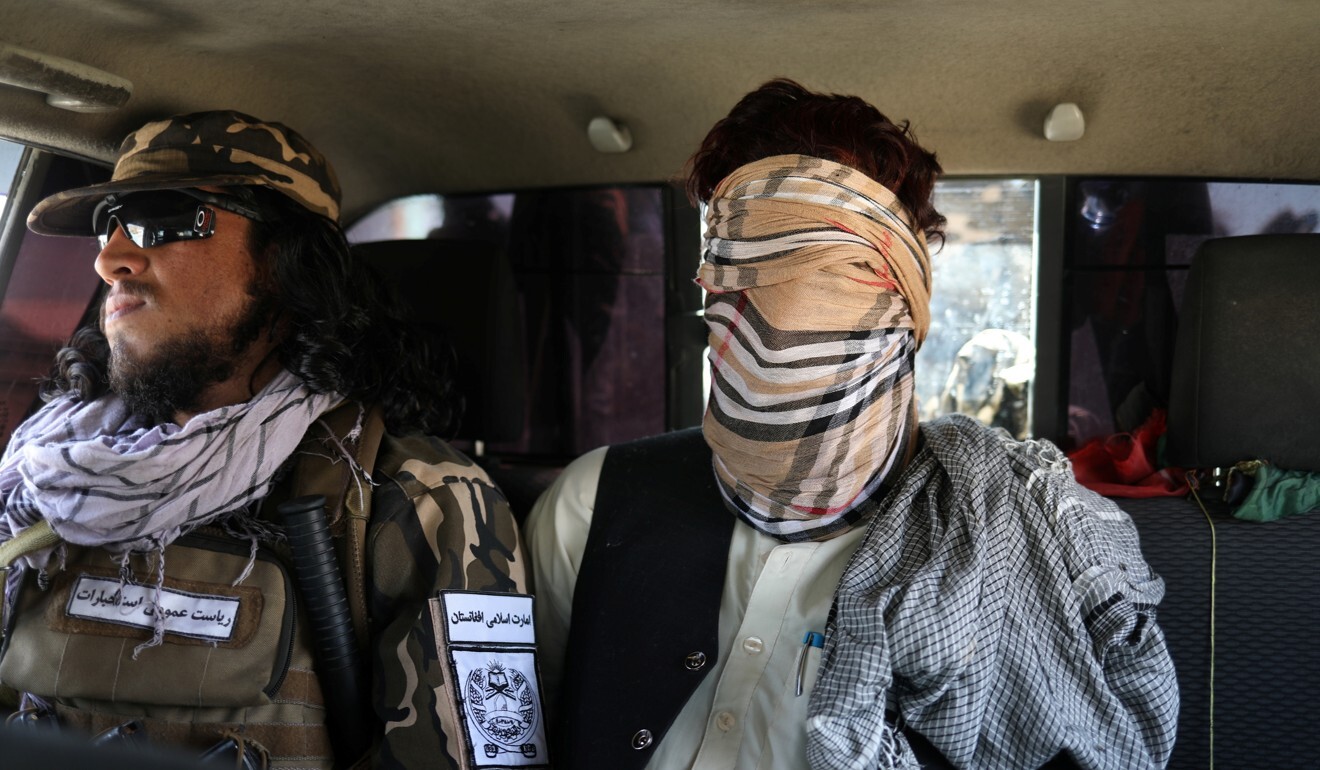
[{"x1": 0, "y1": 369, "x2": 338, "y2": 570}]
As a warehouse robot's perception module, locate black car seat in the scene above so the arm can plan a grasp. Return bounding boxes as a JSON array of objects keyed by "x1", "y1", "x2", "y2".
[
  {"x1": 1118, "y1": 233, "x2": 1320, "y2": 769},
  {"x1": 352, "y1": 238, "x2": 556, "y2": 519}
]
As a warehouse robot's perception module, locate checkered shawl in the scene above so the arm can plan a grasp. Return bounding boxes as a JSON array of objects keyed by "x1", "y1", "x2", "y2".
[
  {"x1": 699, "y1": 155, "x2": 931, "y2": 541},
  {"x1": 0, "y1": 370, "x2": 338, "y2": 570},
  {"x1": 807, "y1": 415, "x2": 1179, "y2": 770}
]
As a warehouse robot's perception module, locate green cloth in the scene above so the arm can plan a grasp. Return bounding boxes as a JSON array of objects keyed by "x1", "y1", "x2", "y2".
[{"x1": 1234, "y1": 463, "x2": 1320, "y2": 522}]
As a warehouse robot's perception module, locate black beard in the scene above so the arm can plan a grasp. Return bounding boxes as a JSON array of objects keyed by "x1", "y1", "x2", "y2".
[{"x1": 108, "y1": 283, "x2": 277, "y2": 425}]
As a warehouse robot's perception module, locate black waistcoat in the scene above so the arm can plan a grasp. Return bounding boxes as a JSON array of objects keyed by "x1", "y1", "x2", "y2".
[
  {"x1": 551, "y1": 428, "x2": 975, "y2": 770},
  {"x1": 553, "y1": 427, "x2": 733, "y2": 770}
]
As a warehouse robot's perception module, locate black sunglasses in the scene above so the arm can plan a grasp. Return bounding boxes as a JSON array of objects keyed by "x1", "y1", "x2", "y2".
[{"x1": 92, "y1": 188, "x2": 264, "y2": 249}]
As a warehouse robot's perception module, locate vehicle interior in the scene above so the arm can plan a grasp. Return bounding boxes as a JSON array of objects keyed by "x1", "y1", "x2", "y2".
[{"x1": 0, "y1": 1, "x2": 1317, "y2": 767}]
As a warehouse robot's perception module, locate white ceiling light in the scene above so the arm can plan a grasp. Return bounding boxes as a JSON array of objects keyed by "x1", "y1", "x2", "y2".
[
  {"x1": 587, "y1": 116, "x2": 632, "y2": 153},
  {"x1": 1044, "y1": 102, "x2": 1085, "y2": 142}
]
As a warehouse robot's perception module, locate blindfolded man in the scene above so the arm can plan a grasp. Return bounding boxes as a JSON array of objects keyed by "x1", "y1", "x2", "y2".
[{"x1": 528, "y1": 80, "x2": 1178, "y2": 770}]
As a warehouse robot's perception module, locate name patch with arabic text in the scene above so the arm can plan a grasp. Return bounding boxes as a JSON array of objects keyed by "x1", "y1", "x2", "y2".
[{"x1": 66, "y1": 574, "x2": 240, "y2": 642}]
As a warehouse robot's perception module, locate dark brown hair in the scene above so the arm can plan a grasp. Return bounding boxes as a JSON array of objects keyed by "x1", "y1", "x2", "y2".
[{"x1": 685, "y1": 78, "x2": 946, "y2": 243}]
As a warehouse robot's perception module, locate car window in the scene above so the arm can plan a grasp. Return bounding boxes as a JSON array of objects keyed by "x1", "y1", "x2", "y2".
[
  {"x1": 354, "y1": 178, "x2": 1042, "y2": 448},
  {"x1": 0, "y1": 138, "x2": 21, "y2": 227},
  {"x1": 0, "y1": 149, "x2": 106, "y2": 447},
  {"x1": 348, "y1": 187, "x2": 670, "y2": 460},
  {"x1": 918, "y1": 179, "x2": 1037, "y2": 437},
  {"x1": 306, "y1": 175, "x2": 1320, "y2": 454},
  {"x1": 1066, "y1": 178, "x2": 1320, "y2": 447}
]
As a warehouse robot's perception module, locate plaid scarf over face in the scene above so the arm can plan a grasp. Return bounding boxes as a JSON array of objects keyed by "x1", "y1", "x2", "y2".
[{"x1": 698, "y1": 155, "x2": 932, "y2": 542}]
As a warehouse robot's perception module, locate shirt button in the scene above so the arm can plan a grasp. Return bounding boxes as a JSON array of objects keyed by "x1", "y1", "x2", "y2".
[
  {"x1": 684, "y1": 651, "x2": 708, "y2": 670},
  {"x1": 742, "y1": 636, "x2": 764, "y2": 655},
  {"x1": 715, "y1": 711, "x2": 736, "y2": 732},
  {"x1": 631, "y1": 729, "x2": 653, "y2": 749}
]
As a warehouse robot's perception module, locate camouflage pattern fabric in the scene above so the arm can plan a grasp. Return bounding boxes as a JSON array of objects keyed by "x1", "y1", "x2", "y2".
[
  {"x1": 28, "y1": 110, "x2": 341, "y2": 235},
  {"x1": 368, "y1": 431, "x2": 527, "y2": 769}
]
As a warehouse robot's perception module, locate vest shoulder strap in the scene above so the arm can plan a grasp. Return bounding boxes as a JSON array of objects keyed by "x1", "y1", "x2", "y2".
[{"x1": 287, "y1": 400, "x2": 387, "y2": 651}]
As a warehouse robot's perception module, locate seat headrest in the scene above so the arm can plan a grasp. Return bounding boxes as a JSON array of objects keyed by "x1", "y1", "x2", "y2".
[
  {"x1": 351, "y1": 239, "x2": 526, "y2": 443},
  {"x1": 1166, "y1": 234, "x2": 1320, "y2": 471}
]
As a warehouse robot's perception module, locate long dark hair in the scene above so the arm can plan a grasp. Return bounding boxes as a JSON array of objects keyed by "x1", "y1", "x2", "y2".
[{"x1": 42, "y1": 186, "x2": 463, "y2": 438}]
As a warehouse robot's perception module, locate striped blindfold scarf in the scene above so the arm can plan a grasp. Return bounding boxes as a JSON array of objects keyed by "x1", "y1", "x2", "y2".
[{"x1": 698, "y1": 155, "x2": 932, "y2": 542}]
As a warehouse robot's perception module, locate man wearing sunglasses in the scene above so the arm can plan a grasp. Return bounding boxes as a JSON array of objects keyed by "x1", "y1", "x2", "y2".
[{"x1": 0, "y1": 111, "x2": 537, "y2": 769}]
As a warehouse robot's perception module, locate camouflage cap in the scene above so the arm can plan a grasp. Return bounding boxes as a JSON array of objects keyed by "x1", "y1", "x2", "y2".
[{"x1": 28, "y1": 110, "x2": 341, "y2": 235}]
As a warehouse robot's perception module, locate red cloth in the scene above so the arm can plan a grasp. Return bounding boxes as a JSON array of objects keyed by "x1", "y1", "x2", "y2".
[{"x1": 1068, "y1": 410, "x2": 1189, "y2": 498}]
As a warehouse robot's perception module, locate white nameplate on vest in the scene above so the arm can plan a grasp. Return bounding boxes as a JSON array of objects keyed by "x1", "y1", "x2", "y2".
[
  {"x1": 444, "y1": 591, "x2": 536, "y2": 645},
  {"x1": 434, "y1": 591, "x2": 549, "y2": 768},
  {"x1": 66, "y1": 575, "x2": 240, "y2": 642}
]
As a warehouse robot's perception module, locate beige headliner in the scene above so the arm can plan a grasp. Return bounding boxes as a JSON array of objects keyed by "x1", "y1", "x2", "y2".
[{"x1": 1, "y1": 0, "x2": 1316, "y2": 223}]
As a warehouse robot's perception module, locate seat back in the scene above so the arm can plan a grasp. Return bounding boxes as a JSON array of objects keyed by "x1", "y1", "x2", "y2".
[
  {"x1": 352, "y1": 238, "x2": 526, "y2": 444},
  {"x1": 1165, "y1": 233, "x2": 1320, "y2": 470},
  {"x1": 1121, "y1": 232, "x2": 1320, "y2": 769}
]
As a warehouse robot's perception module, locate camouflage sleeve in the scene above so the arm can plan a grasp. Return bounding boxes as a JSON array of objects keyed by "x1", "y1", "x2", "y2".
[{"x1": 366, "y1": 434, "x2": 528, "y2": 770}]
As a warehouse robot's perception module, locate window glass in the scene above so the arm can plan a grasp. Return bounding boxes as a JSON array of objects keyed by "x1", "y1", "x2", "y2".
[
  {"x1": 1065, "y1": 179, "x2": 1320, "y2": 448},
  {"x1": 0, "y1": 138, "x2": 23, "y2": 228},
  {"x1": 0, "y1": 151, "x2": 108, "y2": 446},
  {"x1": 348, "y1": 187, "x2": 668, "y2": 460},
  {"x1": 351, "y1": 180, "x2": 1043, "y2": 457},
  {"x1": 918, "y1": 179, "x2": 1038, "y2": 437},
  {"x1": 345, "y1": 194, "x2": 454, "y2": 242}
]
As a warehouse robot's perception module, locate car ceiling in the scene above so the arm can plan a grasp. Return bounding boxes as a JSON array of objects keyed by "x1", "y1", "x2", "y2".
[{"x1": 0, "y1": 0, "x2": 1316, "y2": 224}]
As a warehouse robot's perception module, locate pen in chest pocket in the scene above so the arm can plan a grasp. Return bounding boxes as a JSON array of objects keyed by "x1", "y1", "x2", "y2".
[{"x1": 794, "y1": 631, "x2": 825, "y2": 697}]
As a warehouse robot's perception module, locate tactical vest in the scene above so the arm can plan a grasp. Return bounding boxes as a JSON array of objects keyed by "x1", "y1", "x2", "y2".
[{"x1": 0, "y1": 401, "x2": 384, "y2": 769}]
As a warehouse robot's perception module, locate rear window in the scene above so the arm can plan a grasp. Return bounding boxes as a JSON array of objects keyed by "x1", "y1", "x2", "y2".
[
  {"x1": 351, "y1": 179, "x2": 1044, "y2": 456},
  {"x1": 1064, "y1": 178, "x2": 1320, "y2": 447},
  {"x1": 348, "y1": 187, "x2": 670, "y2": 460},
  {"x1": 918, "y1": 179, "x2": 1037, "y2": 438}
]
